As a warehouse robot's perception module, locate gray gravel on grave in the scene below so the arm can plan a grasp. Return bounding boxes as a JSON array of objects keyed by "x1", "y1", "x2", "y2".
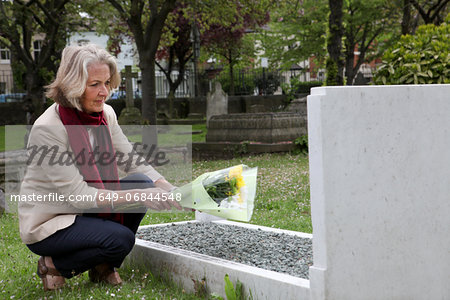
[{"x1": 137, "y1": 222, "x2": 313, "y2": 279}]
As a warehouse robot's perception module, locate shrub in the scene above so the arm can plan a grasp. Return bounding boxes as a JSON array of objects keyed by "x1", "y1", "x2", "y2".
[
  {"x1": 217, "y1": 70, "x2": 256, "y2": 95},
  {"x1": 295, "y1": 80, "x2": 323, "y2": 94},
  {"x1": 374, "y1": 15, "x2": 449, "y2": 85},
  {"x1": 282, "y1": 77, "x2": 322, "y2": 103},
  {"x1": 254, "y1": 71, "x2": 281, "y2": 95}
]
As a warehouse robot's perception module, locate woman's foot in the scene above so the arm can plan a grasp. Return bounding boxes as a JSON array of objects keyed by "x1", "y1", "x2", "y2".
[
  {"x1": 37, "y1": 256, "x2": 65, "y2": 291},
  {"x1": 88, "y1": 263, "x2": 122, "y2": 285}
]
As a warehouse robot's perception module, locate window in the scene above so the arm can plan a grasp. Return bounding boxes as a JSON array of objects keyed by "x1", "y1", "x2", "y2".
[
  {"x1": 34, "y1": 40, "x2": 42, "y2": 60},
  {"x1": 0, "y1": 46, "x2": 10, "y2": 63}
]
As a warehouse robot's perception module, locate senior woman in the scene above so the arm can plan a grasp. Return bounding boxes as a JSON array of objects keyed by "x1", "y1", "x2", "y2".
[{"x1": 18, "y1": 44, "x2": 181, "y2": 291}]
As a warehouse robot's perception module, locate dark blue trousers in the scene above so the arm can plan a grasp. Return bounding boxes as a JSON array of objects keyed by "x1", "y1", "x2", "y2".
[{"x1": 27, "y1": 173, "x2": 153, "y2": 278}]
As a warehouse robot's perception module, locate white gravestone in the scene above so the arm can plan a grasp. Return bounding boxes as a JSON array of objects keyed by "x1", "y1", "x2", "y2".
[
  {"x1": 307, "y1": 85, "x2": 450, "y2": 300},
  {"x1": 206, "y1": 82, "x2": 228, "y2": 126},
  {"x1": 273, "y1": 86, "x2": 283, "y2": 95}
]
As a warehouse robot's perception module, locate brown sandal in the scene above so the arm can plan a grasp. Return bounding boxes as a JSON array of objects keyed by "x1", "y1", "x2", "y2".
[
  {"x1": 37, "y1": 256, "x2": 65, "y2": 291},
  {"x1": 88, "y1": 263, "x2": 122, "y2": 285}
]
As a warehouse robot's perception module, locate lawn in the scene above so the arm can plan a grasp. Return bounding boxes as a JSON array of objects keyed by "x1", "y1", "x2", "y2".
[
  {"x1": 0, "y1": 125, "x2": 28, "y2": 152},
  {"x1": 0, "y1": 126, "x2": 3, "y2": 152},
  {"x1": 0, "y1": 150, "x2": 310, "y2": 299},
  {"x1": 127, "y1": 123, "x2": 207, "y2": 146},
  {"x1": 0, "y1": 123, "x2": 206, "y2": 152}
]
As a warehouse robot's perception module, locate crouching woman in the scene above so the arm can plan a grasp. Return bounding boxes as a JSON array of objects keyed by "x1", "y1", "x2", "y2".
[{"x1": 18, "y1": 44, "x2": 181, "y2": 291}]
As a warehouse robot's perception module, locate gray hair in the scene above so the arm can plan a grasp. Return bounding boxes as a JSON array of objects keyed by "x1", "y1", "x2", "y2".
[{"x1": 45, "y1": 44, "x2": 121, "y2": 111}]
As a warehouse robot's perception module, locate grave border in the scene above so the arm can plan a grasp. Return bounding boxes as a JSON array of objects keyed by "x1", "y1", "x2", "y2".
[{"x1": 125, "y1": 220, "x2": 312, "y2": 300}]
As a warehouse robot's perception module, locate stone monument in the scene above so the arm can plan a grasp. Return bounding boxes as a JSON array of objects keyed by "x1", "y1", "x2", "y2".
[
  {"x1": 308, "y1": 84, "x2": 450, "y2": 300},
  {"x1": 118, "y1": 65, "x2": 142, "y2": 125},
  {"x1": 206, "y1": 82, "x2": 228, "y2": 126},
  {"x1": 206, "y1": 112, "x2": 306, "y2": 143}
]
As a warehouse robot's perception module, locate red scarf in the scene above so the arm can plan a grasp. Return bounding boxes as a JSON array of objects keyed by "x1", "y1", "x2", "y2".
[{"x1": 58, "y1": 105, "x2": 124, "y2": 224}]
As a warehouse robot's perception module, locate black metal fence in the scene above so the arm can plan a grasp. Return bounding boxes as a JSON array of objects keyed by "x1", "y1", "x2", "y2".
[
  {"x1": 152, "y1": 66, "x2": 323, "y2": 97},
  {"x1": 0, "y1": 70, "x2": 26, "y2": 103},
  {"x1": 154, "y1": 69, "x2": 195, "y2": 98},
  {"x1": 1, "y1": 67, "x2": 323, "y2": 102},
  {"x1": 0, "y1": 70, "x2": 24, "y2": 95},
  {"x1": 210, "y1": 68, "x2": 283, "y2": 96},
  {"x1": 209, "y1": 67, "x2": 323, "y2": 96}
]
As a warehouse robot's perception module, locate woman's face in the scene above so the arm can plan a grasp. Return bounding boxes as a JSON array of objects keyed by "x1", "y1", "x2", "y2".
[{"x1": 80, "y1": 62, "x2": 111, "y2": 114}]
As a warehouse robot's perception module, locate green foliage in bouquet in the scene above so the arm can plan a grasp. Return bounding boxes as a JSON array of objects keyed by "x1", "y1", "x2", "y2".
[
  {"x1": 205, "y1": 177, "x2": 239, "y2": 205},
  {"x1": 374, "y1": 15, "x2": 450, "y2": 85},
  {"x1": 175, "y1": 164, "x2": 257, "y2": 221}
]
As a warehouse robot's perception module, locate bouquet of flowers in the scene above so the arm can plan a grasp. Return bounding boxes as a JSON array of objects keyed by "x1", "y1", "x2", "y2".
[{"x1": 173, "y1": 164, "x2": 258, "y2": 222}]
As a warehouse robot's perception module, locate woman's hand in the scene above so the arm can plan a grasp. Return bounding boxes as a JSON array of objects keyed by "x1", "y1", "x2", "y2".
[
  {"x1": 140, "y1": 187, "x2": 183, "y2": 211},
  {"x1": 153, "y1": 178, "x2": 176, "y2": 192}
]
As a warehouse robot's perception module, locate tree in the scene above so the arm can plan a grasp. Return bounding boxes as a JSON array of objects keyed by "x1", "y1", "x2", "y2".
[
  {"x1": 0, "y1": 0, "x2": 77, "y2": 124},
  {"x1": 201, "y1": 2, "x2": 270, "y2": 95},
  {"x1": 106, "y1": 0, "x2": 177, "y2": 145},
  {"x1": 257, "y1": 0, "x2": 328, "y2": 71},
  {"x1": 105, "y1": 0, "x2": 253, "y2": 142},
  {"x1": 401, "y1": 0, "x2": 449, "y2": 35},
  {"x1": 326, "y1": 0, "x2": 402, "y2": 85},
  {"x1": 412, "y1": 0, "x2": 449, "y2": 25},
  {"x1": 155, "y1": 4, "x2": 193, "y2": 118},
  {"x1": 342, "y1": 0, "x2": 399, "y2": 85}
]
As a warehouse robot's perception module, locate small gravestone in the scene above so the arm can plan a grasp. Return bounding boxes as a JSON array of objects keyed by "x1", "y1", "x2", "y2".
[
  {"x1": 274, "y1": 86, "x2": 283, "y2": 95},
  {"x1": 206, "y1": 82, "x2": 228, "y2": 126},
  {"x1": 118, "y1": 65, "x2": 142, "y2": 125}
]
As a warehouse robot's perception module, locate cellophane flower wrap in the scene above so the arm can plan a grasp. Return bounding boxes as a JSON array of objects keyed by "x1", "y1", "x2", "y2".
[{"x1": 173, "y1": 164, "x2": 257, "y2": 222}]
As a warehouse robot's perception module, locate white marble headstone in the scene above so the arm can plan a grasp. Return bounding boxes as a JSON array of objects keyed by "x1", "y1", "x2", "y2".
[{"x1": 307, "y1": 84, "x2": 450, "y2": 300}]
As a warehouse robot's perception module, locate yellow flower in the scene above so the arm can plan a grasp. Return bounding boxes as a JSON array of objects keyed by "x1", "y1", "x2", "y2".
[
  {"x1": 228, "y1": 165, "x2": 246, "y2": 203},
  {"x1": 229, "y1": 165, "x2": 243, "y2": 178},
  {"x1": 229, "y1": 165, "x2": 245, "y2": 188}
]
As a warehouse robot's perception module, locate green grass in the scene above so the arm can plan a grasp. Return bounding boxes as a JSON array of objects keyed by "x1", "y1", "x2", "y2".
[
  {"x1": 191, "y1": 124, "x2": 206, "y2": 143},
  {"x1": 190, "y1": 153, "x2": 311, "y2": 232},
  {"x1": 0, "y1": 123, "x2": 207, "y2": 152},
  {"x1": 0, "y1": 126, "x2": 4, "y2": 152},
  {"x1": 0, "y1": 125, "x2": 29, "y2": 152},
  {"x1": 0, "y1": 152, "x2": 310, "y2": 298},
  {"x1": 127, "y1": 124, "x2": 206, "y2": 147},
  {"x1": 0, "y1": 214, "x2": 201, "y2": 300}
]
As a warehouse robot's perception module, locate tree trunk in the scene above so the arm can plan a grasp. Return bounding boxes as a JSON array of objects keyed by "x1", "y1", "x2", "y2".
[
  {"x1": 326, "y1": 0, "x2": 344, "y2": 86},
  {"x1": 402, "y1": 0, "x2": 413, "y2": 35},
  {"x1": 25, "y1": 70, "x2": 45, "y2": 125},
  {"x1": 344, "y1": 50, "x2": 355, "y2": 85},
  {"x1": 140, "y1": 62, "x2": 158, "y2": 147},
  {"x1": 167, "y1": 89, "x2": 176, "y2": 118},
  {"x1": 344, "y1": 31, "x2": 356, "y2": 85}
]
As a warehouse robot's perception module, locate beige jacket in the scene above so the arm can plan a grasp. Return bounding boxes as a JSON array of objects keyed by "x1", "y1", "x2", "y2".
[{"x1": 19, "y1": 103, "x2": 163, "y2": 244}]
